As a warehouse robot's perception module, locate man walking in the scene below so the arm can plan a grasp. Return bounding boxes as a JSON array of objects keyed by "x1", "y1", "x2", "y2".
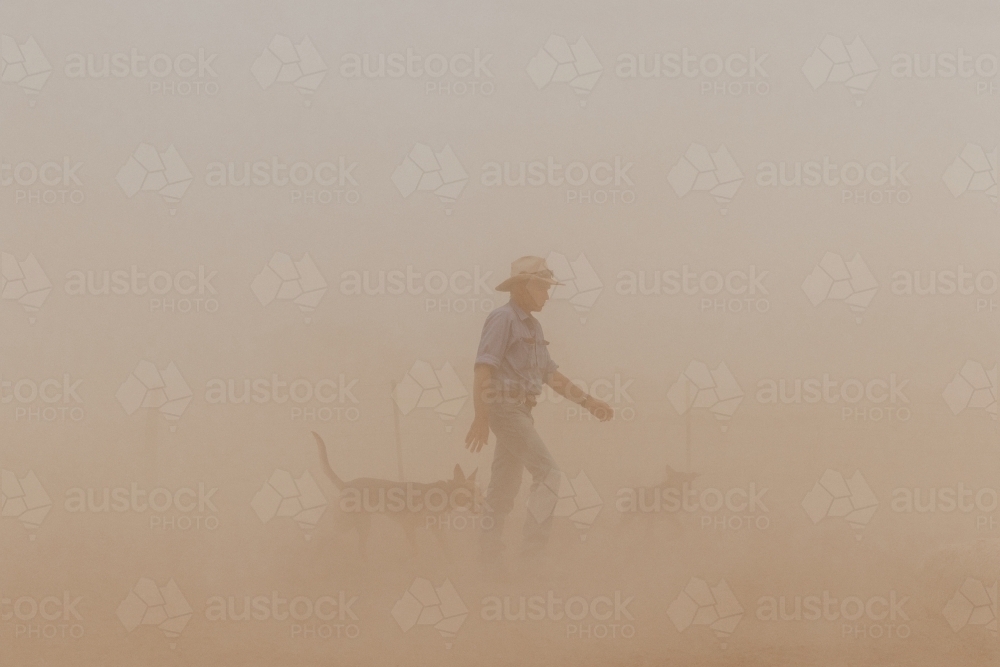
[{"x1": 465, "y1": 256, "x2": 612, "y2": 576}]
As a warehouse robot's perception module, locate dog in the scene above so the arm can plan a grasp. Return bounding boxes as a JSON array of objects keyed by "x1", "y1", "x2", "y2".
[
  {"x1": 311, "y1": 431, "x2": 481, "y2": 557},
  {"x1": 616, "y1": 464, "x2": 700, "y2": 540}
]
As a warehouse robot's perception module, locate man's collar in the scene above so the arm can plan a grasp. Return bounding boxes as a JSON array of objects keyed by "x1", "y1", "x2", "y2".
[{"x1": 509, "y1": 299, "x2": 531, "y2": 321}]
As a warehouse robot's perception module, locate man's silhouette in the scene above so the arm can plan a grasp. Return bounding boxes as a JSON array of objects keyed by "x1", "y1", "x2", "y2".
[{"x1": 465, "y1": 256, "x2": 612, "y2": 576}]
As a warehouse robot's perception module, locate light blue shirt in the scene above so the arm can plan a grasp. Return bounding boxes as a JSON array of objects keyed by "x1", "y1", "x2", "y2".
[{"x1": 475, "y1": 300, "x2": 558, "y2": 399}]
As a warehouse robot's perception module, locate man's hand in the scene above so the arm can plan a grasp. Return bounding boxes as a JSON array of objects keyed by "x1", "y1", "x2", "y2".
[
  {"x1": 548, "y1": 371, "x2": 614, "y2": 423},
  {"x1": 465, "y1": 414, "x2": 491, "y2": 453},
  {"x1": 584, "y1": 396, "x2": 614, "y2": 422}
]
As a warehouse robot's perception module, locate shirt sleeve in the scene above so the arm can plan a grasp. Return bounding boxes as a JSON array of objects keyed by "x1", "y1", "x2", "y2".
[
  {"x1": 542, "y1": 349, "x2": 558, "y2": 382},
  {"x1": 475, "y1": 309, "x2": 511, "y2": 368}
]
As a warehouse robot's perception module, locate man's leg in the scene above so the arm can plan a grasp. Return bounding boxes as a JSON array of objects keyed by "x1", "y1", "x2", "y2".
[
  {"x1": 480, "y1": 404, "x2": 525, "y2": 565},
  {"x1": 517, "y1": 409, "x2": 559, "y2": 557}
]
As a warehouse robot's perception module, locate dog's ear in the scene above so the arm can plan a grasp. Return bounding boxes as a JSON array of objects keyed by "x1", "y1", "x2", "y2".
[
  {"x1": 453, "y1": 464, "x2": 465, "y2": 481},
  {"x1": 468, "y1": 468, "x2": 477, "y2": 482}
]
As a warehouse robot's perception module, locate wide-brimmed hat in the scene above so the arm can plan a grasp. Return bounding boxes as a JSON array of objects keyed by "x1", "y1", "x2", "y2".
[{"x1": 496, "y1": 256, "x2": 565, "y2": 292}]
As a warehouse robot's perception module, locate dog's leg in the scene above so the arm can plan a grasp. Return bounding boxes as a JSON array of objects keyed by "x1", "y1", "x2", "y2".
[
  {"x1": 401, "y1": 517, "x2": 420, "y2": 557},
  {"x1": 356, "y1": 514, "x2": 371, "y2": 559},
  {"x1": 432, "y1": 525, "x2": 452, "y2": 561}
]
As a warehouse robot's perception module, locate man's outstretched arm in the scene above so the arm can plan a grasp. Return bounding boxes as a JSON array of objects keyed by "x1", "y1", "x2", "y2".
[
  {"x1": 547, "y1": 370, "x2": 613, "y2": 422},
  {"x1": 465, "y1": 364, "x2": 493, "y2": 452}
]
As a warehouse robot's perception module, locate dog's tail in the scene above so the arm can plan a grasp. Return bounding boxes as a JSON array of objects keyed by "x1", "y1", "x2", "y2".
[{"x1": 311, "y1": 431, "x2": 344, "y2": 490}]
